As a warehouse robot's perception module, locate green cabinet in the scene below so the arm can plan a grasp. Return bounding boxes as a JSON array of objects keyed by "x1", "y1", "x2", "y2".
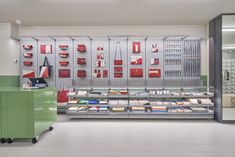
[{"x1": 0, "y1": 88, "x2": 57, "y2": 143}]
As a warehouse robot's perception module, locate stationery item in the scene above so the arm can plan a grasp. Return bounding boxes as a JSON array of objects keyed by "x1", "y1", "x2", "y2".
[
  {"x1": 23, "y1": 52, "x2": 33, "y2": 58},
  {"x1": 40, "y1": 45, "x2": 52, "y2": 54},
  {"x1": 79, "y1": 100, "x2": 88, "y2": 104},
  {"x1": 59, "y1": 52, "x2": 69, "y2": 58},
  {"x1": 114, "y1": 42, "x2": 123, "y2": 65},
  {"x1": 77, "y1": 44, "x2": 86, "y2": 52},
  {"x1": 77, "y1": 58, "x2": 86, "y2": 65},
  {"x1": 112, "y1": 107, "x2": 125, "y2": 112},
  {"x1": 23, "y1": 70, "x2": 35, "y2": 78},
  {"x1": 39, "y1": 57, "x2": 52, "y2": 78},
  {"x1": 97, "y1": 45, "x2": 104, "y2": 51},
  {"x1": 93, "y1": 69, "x2": 102, "y2": 78},
  {"x1": 59, "y1": 45, "x2": 68, "y2": 50},
  {"x1": 149, "y1": 69, "x2": 161, "y2": 78},
  {"x1": 103, "y1": 70, "x2": 108, "y2": 78},
  {"x1": 114, "y1": 67, "x2": 123, "y2": 73},
  {"x1": 89, "y1": 100, "x2": 99, "y2": 104},
  {"x1": 59, "y1": 60, "x2": 69, "y2": 66},
  {"x1": 23, "y1": 45, "x2": 33, "y2": 50},
  {"x1": 152, "y1": 44, "x2": 158, "y2": 53},
  {"x1": 132, "y1": 42, "x2": 141, "y2": 53},
  {"x1": 114, "y1": 73, "x2": 123, "y2": 78},
  {"x1": 59, "y1": 69, "x2": 70, "y2": 78},
  {"x1": 68, "y1": 107, "x2": 78, "y2": 112},
  {"x1": 23, "y1": 61, "x2": 33, "y2": 66},
  {"x1": 130, "y1": 68, "x2": 143, "y2": 78},
  {"x1": 77, "y1": 70, "x2": 86, "y2": 78},
  {"x1": 95, "y1": 60, "x2": 105, "y2": 68},
  {"x1": 77, "y1": 91, "x2": 88, "y2": 96},
  {"x1": 151, "y1": 58, "x2": 159, "y2": 65},
  {"x1": 131, "y1": 56, "x2": 142, "y2": 65},
  {"x1": 97, "y1": 53, "x2": 104, "y2": 59}
]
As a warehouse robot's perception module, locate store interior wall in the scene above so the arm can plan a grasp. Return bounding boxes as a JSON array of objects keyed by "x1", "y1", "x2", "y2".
[
  {"x1": 0, "y1": 24, "x2": 209, "y2": 87},
  {"x1": 0, "y1": 23, "x2": 19, "y2": 87}
]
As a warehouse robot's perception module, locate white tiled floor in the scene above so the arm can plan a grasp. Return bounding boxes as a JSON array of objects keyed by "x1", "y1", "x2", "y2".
[{"x1": 1, "y1": 117, "x2": 235, "y2": 157}]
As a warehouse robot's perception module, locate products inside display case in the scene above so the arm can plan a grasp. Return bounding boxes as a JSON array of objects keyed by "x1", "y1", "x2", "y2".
[{"x1": 65, "y1": 87, "x2": 214, "y2": 119}]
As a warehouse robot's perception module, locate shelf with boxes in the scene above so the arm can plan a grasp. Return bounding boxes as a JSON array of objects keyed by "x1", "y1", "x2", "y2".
[{"x1": 65, "y1": 86, "x2": 214, "y2": 119}]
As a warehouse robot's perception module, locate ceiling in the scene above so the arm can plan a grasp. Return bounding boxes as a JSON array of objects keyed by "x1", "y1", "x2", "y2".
[{"x1": 0, "y1": 0, "x2": 235, "y2": 26}]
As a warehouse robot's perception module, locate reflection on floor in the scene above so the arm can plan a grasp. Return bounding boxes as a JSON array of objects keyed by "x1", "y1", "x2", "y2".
[
  {"x1": 0, "y1": 116, "x2": 235, "y2": 157},
  {"x1": 223, "y1": 108, "x2": 235, "y2": 120}
]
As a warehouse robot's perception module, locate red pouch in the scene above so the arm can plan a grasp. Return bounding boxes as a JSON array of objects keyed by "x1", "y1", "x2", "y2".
[
  {"x1": 23, "y1": 61, "x2": 33, "y2": 66},
  {"x1": 59, "y1": 52, "x2": 69, "y2": 58},
  {"x1": 131, "y1": 56, "x2": 142, "y2": 65},
  {"x1": 40, "y1": 45, "x2": 52, "y2": 54},
  {"x1": 59, "y1": 69, "x2": 70, "y2": 78},
  {"x1": 114, "y1": 67, "x2": 123, "y2": 73},
  {"x1": 23, "y1": 45, "x2": 33, "y2": 50},
  {"x1": 114, "y1": 60, "x2": 123, "y2": 65},
  {"x1": 132, "y1": 42, "x2": 141, "y2": 53},
  {"x1": 59, "y1": 45, "x2": 68, "y2": 50},
  {"x1": 77, "y1": 70, "x2": 86, "y2": 78},
  {"x1": 151, "y1": 58, "x2": 159, "y2": 65},
  {"x1": 77, "y1": 58, "x2": 86, "y2": 65},
  {"x1": 114, "y1": 73, "x2": 123, "y2": 78},
  {"x1": 23, "y1": 53, "x2": 33, "y2": 58},
  {"x1": 130, "y1": 68, "x2": 143, "y2": 78},
  {"x1": 149, "y1": 69, "x2": 161, "y2": 78},
  {"x1": 103, "y1": 70, "x2": 108, "y2": 78},
  {"x1": 23, "y1": 70, "x2": 35, "y2": 78},
  {"x1": 59, "y1": 61, "x2": 69, "y2": 66},
  {"x1": 77, "y1": 44, "x2": 86, "y2": 52}
]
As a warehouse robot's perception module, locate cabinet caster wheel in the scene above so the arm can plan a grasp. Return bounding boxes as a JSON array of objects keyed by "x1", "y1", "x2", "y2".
[
  {"x1": 1, "y1": 138, "x2": 6, "y2": 144},
  {"x1": 49, "y1": 126, "x2": 53, "y2": 131},
  {"x1": 32, "y1": 138, "x2": 38, "y2": 144},
  {"x1": 7, "y1": 138, "x2": 14, "y2": 144}
]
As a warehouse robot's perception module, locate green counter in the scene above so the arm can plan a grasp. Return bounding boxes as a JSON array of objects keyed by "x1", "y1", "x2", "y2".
[{"x1": 0, "y1": 87, "x2": 57, "y2": 143}]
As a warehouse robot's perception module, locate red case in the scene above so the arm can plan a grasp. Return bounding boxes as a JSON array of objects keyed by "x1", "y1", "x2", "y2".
[
  {"x1": 114, "y1": 73, "x2": 123, "y2": 78},
  {"x1": 77, "y1": 58, "x2": 86, "y2": 65},
  {"x1": 151, "y1": 58, "x2": 159, "y2": 65},
  {"x1": 77, "y1": 70, "x2": 86, "y2": 78},
  {"x1": 114, "y1": 67, "x2": 123, "y2": 73},
  {"x1": 23, "y1": 70, "x2": 35, "y2": 78},
  {"x1": 130, "y1": 68, "x2": 143, "y2": 78},
  {"x1": 23, "y1": 61, "x2": 33, "y2": 66},
  {"x1": 59, "y1": 52, "x2": 69, "y2": 58},
  {"x1": 59, "y1": 61, "x2": 69, "y2": 66},
  {"x1": 103, "y1": 70, "x2": 108, "y2": 78},
  {"x1": 59, "y1": 69, "x2": 70, "y2": 78},
  {"x1": 23, "y1": 53, "x2": 33, "y2": 58},
  {"x1": 59, "y1": 45, "x2": 68, "y2": 50},
  {"x1": 149, "y1": 69, "x2": 161, "y2": 78},
  {"x1": 131, "y1": 57, "x2": 143, "y2": 65},
  {"x1": 114, "y1": 60, "x2": 123, "y2": 65},
  {"x1": 23, "y1": 45, "x2": 33, "y2": 50},
  {"x1": 132, "y1": 42, "x2": 141, "y2": 53},
  {"x1": 77, "y1": 44, "x2": 86, "y2": 52}
]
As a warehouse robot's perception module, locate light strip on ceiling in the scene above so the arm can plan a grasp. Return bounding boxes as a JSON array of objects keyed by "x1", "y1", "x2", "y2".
[
  {"x1": 222, "y1": 28, "x2": 235, "y2": 32},
  {"x1": 222, "y1": 46, "x2": 235, "y2": 50}
]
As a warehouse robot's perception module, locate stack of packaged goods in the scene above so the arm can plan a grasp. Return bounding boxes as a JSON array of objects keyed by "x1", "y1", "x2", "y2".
[
  {"x1": 112, "y1": 107, "x2": 125, "y2": 112},
  {"x1": 168, "y1": 108, "x2": 193, "y2": 113},
  {"x1": 151, "y1": 106, "x2": 167, "y2": 112},
  {"x1": 78, "y1": 99, "x2": 88, "y2": 105},
  {"x1": 190, "y1": 107, "x2": 208, "y2": 113},
  {"x1": 88, "y1": 99, "x2": 99, "y2": 105},
  {"x1": 78, "y1": 106, "x2": 89, "y2": 112},
  {"x1": 88, "y1": 106, "x2": 98, "y2": 112},
  {"x1": 99, "y1": 106, "x2": 108, "y2": 112},
  {"x1": 131, "y1": 107, "x2": 146, "y2": 113},
  {"x1": 68, "y1": 107, "x2": 79, "y2": 112}
]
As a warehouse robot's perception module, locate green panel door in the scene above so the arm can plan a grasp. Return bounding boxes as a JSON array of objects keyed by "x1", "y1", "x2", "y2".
[
  {"x1": 0, "y1": 93, "x2": 2, "y2": 138},
  {"x1": 2, "y1": 92, "x2": 34, "y2": 138}
]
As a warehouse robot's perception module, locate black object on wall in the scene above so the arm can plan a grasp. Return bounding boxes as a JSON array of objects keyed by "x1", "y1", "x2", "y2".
[{"x1": 209, "y1": 15, "x2": 222, "y2": 122}]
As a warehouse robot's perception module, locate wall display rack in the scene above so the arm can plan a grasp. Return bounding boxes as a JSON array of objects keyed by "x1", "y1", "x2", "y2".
[
  {"x1": 66, "y1": 86, "x2": 214, "y2": 119},
  {"x1": 19, "y1": 35, "x2": 203, "y2": 89}
]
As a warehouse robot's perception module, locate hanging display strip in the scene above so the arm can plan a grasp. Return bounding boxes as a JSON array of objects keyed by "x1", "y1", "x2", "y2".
[
  {"x1": 56, "y1": 39, "x2": 74, "y2": 89},
  {"x1": 20, "y1": 40, "x2": 38, "y2": 86},
  {"x1": 73, "y1": 38, "x2": 92, "y2": 87},
  {"x1": 20, "y1": 36, "x2": 202, "y2": 88},
  {"x1": 183, "y1": 40, "x2": 201, "y2": 78}
]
